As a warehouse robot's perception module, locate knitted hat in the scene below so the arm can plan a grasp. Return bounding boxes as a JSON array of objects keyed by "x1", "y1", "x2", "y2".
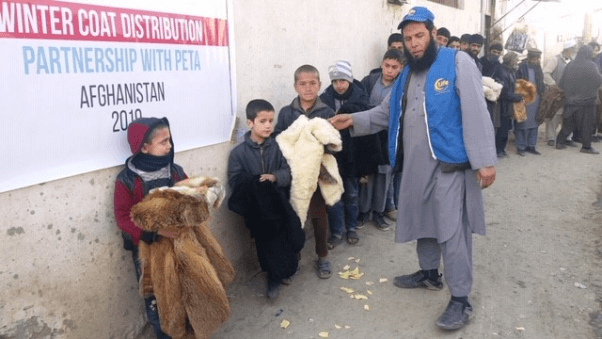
[
  {"x1": 328, "y1": 60, "x2": 353, "y2": 83},
  {"x1": 490, "y1": 43, "x2": 503, "y2": 51},
  {"x1": 460, "y1": 34, "x2": 471, "y2": 42}
]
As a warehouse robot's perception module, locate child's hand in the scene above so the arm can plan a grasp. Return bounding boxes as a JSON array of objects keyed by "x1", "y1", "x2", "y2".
[{"x1": 259, "y1": 174, "x2": 276, "y2": 183}]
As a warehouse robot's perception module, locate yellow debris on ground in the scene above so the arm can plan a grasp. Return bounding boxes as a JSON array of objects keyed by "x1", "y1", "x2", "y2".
[
  {"x1": 379, "y1": 278, "x2": 388, "y2": 283},
  {"x1": 280, "y1": 319, "x2": 290, "y2": 329},
  {"x1": 338, "y1": 266, "x2": 364, "y2": 280},
  {"x1": 364, "y1": 305, "x2": 370, "y2": 311},
  {"x1": 340, "y1": 287, "x2": 355, "y2": 294},
  {"x1": 335, "y1": 324, "x2": 342, "y2": 330},
  {"x1": 319, "y1": 331, "x2": 329, "y2": 337},
  {"x1": 353, "y1": 294, "x2": 368, "y2": 300}
]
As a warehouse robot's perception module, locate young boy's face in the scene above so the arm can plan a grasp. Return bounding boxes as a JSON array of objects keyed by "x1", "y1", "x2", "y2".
[
  {"x1": 247, "y1": 110, "x2": 275, "y2": 142},
  {"x1": 141, "y1": 127, "x2": 171, "y2": 156},
  {"x1": 294, "y1": 72, "x2": 321, "y2": 104},
  {"x1": 381, "y1": 58, "x2": 403, "y2": 83},
  {"x1": 332, "y1": 79, "x2": 350, "y2": 95}
]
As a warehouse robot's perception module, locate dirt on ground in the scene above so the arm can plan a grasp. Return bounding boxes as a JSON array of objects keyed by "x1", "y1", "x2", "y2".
[{"x1": 141, "y1": 130, "x2": 602, "y2": 339}]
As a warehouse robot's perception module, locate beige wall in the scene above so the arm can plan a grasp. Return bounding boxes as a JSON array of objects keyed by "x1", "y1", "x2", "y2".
[{"x1": 0, "y1": 1, "x2": 485, "y2": 338}]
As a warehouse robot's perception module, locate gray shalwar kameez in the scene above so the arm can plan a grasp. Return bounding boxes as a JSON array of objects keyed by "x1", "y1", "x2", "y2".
[{"x1": 350, "y1": 52, "x2": 496, "y2": 297}]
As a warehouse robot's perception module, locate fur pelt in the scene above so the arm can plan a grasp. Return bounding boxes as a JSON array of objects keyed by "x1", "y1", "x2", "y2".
[
  {"x1": 132, "y1": 177, "x2": 235, "y2": 339},
  {"x1": 515, "y1": 79, "x2": 537, "y2": 104},
  {"x1": 276, "y1": 115, "x2": 344, "y2": 225},
  {"x1": 513, "y1": 79, "x2": 537, "y2": 122},
  {"x1": 537, "y1": 85, "x2": 566, "y2": 125},
  {"x1": 482, "y1": 76, "x2": 503, "y2": 102}
]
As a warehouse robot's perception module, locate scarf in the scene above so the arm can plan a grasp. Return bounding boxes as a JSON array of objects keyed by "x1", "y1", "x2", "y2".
[{"x1": 129, "y1": 153, "x2": 174, "y2": 192}]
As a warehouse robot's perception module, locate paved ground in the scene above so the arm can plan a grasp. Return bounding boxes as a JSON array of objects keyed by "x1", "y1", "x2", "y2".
[{"x1": 139, "y1": 131, "x2": 602, "y2": 339}]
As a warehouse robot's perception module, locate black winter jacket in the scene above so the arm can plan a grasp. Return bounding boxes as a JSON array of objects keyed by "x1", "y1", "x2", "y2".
[
  {"x1": 493, "y1": 65, "x2": 523, "y2": 118},
  {"x1": 227, "y1": 132, "x2": 291, "y2": 189},
  {"x1": 320, "y1": 81, "x2": 384, "y2": 177}
]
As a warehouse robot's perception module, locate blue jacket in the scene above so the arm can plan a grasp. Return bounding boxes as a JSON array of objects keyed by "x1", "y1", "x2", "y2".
[{"x1": 388, "y1": 47, "x2": 470, "y2": 172}]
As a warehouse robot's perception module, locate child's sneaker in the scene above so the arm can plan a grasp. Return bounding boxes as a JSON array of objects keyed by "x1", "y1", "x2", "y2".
[{"x1": 281, "y1": 266, "x2": 300, "y2": 285}]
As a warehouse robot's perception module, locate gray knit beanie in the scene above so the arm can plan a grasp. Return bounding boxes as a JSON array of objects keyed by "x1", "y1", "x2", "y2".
[{"x1": 328, "y1": 60, "x2": 353, "y2": 83}]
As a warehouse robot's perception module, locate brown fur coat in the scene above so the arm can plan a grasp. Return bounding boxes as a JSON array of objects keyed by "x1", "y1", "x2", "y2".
[
  {"x1": 513, "y1": 79, "x2": 537, "y2": 122},
  {"x1": 131, "y1": 178, "x2": 235, "y2": 339}
]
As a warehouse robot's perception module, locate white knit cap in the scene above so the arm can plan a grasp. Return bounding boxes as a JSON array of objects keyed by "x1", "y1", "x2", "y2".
[
  {"x1": 563, "y1": 40, "x2": 576, "y2": 50},
  {"x1": 328, "y1": 60, "x2": 353, "y2": 83}
]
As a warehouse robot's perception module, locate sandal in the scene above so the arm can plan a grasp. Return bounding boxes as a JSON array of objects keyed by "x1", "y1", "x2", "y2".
[
  {"x1": 346, "y1": 230, "x2": 360, "y2": 245},
  {"x1": 315, "y1": 259, "x2": 332, "y2": 279},
  {"x1": 327, "y1": 235, "x2": 343, "y2": 250}
]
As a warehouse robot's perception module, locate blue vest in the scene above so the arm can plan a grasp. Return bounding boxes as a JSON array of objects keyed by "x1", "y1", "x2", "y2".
[{"x1": 388, "y1": 47, "x2": 469, "y2": 169}]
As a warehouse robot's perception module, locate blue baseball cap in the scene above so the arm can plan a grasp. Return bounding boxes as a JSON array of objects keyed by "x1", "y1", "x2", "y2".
[{"x1": 397, "y1": 6, "x2": 435, "y2": 30}]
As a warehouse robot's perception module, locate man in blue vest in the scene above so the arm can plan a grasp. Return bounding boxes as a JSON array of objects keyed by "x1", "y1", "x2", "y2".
[{"x1": 330, "y1": 6, "x2": 496, "y2": 330}]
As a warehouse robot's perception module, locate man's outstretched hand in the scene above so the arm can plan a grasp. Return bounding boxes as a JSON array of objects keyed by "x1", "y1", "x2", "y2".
[{"x1": 329, "y1": 114, "x2": 354, "y2": 130}]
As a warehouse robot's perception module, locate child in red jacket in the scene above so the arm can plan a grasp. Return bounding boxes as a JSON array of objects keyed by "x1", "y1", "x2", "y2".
[{"x1": 114, "y1": 117, "x2": 186, "y2": 339}]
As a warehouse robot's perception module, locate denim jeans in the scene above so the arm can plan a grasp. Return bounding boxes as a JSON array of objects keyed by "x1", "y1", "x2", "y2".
[
  {"x1": 327, "y1": 177, "x2": 359, "y2": 238},
  {"x1": 132, "y1": 247, "x2": 172, "y2": 339},
  {"x1": 386, "y1": 172, "x2": 401, "y2": 211}
]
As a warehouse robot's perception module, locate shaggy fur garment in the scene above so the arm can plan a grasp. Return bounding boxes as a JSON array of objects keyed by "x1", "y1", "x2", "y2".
[
  {"x1": 132, "y1": 177, "x2": 235, "y2": 339},
  {"x1": 513, "y1": 79, "x2": 537, "y2": 122},
  {"x1": 482, "y1": 76, "x2": 503, "y2": 102},
  {"x1": 276, "y1": 115, "x2": 344, "y2": 225}
]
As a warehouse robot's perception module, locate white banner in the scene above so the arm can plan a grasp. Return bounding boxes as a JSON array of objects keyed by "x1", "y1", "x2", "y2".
[{"x1": 1, "y1": 0, "x2": 235, "y2": 192}]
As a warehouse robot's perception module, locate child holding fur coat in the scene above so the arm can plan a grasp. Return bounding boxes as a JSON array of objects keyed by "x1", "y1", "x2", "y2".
[
  {"x1": 113, "y1": 117, "x2": 186, "y2": 339},
  {"x1": 228, "y1": 99, "x2": 305, "y2": 299}
]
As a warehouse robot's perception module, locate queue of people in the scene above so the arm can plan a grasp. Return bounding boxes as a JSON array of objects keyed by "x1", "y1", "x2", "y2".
[{"x1": 114, "y1": 4, "x2": 602, "y2": 337}]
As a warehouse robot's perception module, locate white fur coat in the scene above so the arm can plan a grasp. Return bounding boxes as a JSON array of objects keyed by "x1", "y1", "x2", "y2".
[
  {"x1": 276, "y1": 115, "x2": 344, "y2": 225},
  {"x1": 482, "y1": 76, "x2": 503, "y2": 102}
]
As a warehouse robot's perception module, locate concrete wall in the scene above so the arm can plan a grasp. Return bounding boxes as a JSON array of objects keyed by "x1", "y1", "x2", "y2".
[{"x1": 0, "y1": 1, "x2": 485, "y2": 338}]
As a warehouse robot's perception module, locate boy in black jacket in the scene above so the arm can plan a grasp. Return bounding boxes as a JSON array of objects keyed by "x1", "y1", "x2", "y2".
[{"x1": 228, "y1": 99, "x2": 305, "y2": 299}]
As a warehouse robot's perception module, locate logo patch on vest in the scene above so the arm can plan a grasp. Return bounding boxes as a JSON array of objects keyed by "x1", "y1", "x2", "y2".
[{"x1": 434, "y1": 78, "x2": 450, "y2": 94}]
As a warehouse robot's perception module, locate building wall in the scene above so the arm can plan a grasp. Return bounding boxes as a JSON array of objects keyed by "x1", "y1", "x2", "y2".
[{"x1": 0, "y1": 1, "x2": 485, "y2": 338}]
